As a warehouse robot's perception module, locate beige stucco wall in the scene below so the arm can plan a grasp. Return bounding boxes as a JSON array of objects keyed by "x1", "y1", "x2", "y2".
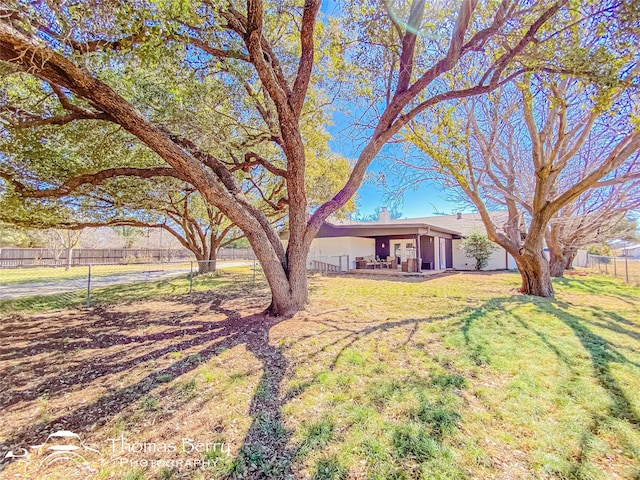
[
  {"x1": 452, "y1": 239, "x2": 516, "y2": 270},
  {"x1": 307, "y1": 236, "x2": 375, "y2": 271}
]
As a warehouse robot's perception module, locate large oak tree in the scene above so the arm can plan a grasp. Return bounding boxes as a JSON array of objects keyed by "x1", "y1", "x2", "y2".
[{"x1": 401, "y1": 70, "x2": 640, "y2": 296}]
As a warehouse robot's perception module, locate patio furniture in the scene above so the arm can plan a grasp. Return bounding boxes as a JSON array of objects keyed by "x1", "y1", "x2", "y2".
[
  {"x1": 355, "y1": 257, "x2": 368, "y2": 269},
  {"x1": 368, "y1": 256, "x2": 382, "y2": 269},
  {"x1": 402, "y1": 257, "x2": 421, "y2": 273},
  {"x1": 355, "y1": 255, "x2": 382, "y2": 269}
]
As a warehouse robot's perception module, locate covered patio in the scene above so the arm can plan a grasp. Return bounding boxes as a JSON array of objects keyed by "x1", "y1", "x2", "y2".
[
  {"x1": 346, "y1": 266, "x2": 448, "y2": 277},
  {"x1": 312, "y1": 221, "x2": 462, "y2": 273}
]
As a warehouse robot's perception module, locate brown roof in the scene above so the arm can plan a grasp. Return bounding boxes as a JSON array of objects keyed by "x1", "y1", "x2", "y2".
[
  {"x1": 384, "y1": 212, "x2": 512, "y2": 236},
  {"x1": 331, "y1": 211, "x2": 513, "y2": 236},
  {"x1": 279, "y1": 211, "x2": 518, "y2": 240}
]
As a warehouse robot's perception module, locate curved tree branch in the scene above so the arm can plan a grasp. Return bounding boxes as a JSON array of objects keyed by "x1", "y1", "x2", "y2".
[{"x1": 0, "y1": 167, "x2": 189, "y2": 198}]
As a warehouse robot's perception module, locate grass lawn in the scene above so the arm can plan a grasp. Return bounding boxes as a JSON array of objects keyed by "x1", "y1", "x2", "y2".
[
  {"x1": 0, "y1": 262, "x2": 193, "y2": 286},
  {"x1": 0, "y1": 271, "x2": 638, "y2": 479},
  {"x1": 0, "y1": 266, "x2": 256, "y2": 314},
  {"x1": 586, "y1": 258, "x2": 640, "y2": 286}
]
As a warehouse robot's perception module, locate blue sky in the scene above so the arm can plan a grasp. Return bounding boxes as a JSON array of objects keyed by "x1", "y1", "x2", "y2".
[
  {"x1": 327, "y1": 133, "x2": 465, "y2": 218},
  {"x1": 325, "y1": 117, "x2": 465, "y2": 218},
  {"x1": 319, "y1": 0, "x2": 466, "y2": 219}
]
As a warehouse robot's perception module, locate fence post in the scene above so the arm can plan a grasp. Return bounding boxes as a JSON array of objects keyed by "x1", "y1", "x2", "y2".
[
  {"x1": 614, "y1": 257, "x2": 617, "y2": 278},
  {"x1": 625, "y1": 257, "x2": 629, "y2": 284},
  {"x1": 253, "y1": 258, "x2": 257, "y2": 285},
  {"x1": 189, "y1": 261, "x2": 194, "y2": 295},
  {"x1": 86, "y1": 264, "x2": 92, "y2": 307}
]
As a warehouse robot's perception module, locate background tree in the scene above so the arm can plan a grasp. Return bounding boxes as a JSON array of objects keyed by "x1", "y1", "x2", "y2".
[
  {"x1": 0, "y1": 0, "x2": 623, "y2": 314},
  {"x1": 461, "y1": 233, "x2": 497, "y2": 271},
  {"x1": 401, "y1": 66, "x2": 640, "y2": 296},
  {"x1": 0, "y1": 113, "x2": 351, "y2": 274},
  {"x1": 78, "y1": 227, "x2": 128, "y2": 249},
  {"x1": 546, "y1": 182, "x2": 640, "y2": 276},
  {"x1": 42, "y1": 228, "x2": 81, "y2": 270},
  {"x1": 115, "y1": 226, "x2": 143, "y2": 249},
  {"x1": 350, "y1": 206, "x2": 403, "y2": 223},
  {"x1": 615, "y1": 218, "x2": 640, "y2": 253},
  {"x1": 589, "y1": 217, "x2": 639, "y2": 257},
  {"x1": 95, "y1": 178, "x2": 251, "y2": 273}
]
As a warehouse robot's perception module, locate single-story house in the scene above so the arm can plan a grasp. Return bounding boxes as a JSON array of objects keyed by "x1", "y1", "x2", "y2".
[
  {"x1": 621, "y1": 244, "x2": 640, "y2": 258},
  {"x1": 282, "y1": 209, "x2": 519, "y2": 272}
]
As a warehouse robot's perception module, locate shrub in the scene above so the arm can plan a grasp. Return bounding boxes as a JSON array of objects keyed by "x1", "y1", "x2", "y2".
[{"x1": 461, "y1": 233, "x2": 497, "y2": 270}]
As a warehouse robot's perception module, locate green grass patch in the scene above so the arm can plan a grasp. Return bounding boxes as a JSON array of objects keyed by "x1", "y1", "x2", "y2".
[
  {"x1": 2, "y1": 271, "x2": 639, "y2": 480},
  {"x1": 0, "y1": 267, "x2": 263, "y2": 314},
  {"x1": 0, "y1": 262, "x2": 192, "y2": 285}
]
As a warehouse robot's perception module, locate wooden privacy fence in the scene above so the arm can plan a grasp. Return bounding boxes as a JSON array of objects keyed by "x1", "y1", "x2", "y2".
[
  {"x1": 0, "y1": 247, "x2": 257, "y2": 268},
  {"x1": 0, "y1": 248, "x2": 192, "y2": 268}
]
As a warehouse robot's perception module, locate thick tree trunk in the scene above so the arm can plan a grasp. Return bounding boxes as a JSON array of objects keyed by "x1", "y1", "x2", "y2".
[
  {"x1": 234, "y1": 225, "x2": 309, "y2": 317},
  {"x1": 265, "y1": 240, "x2": 309, "y2": 317},
  {"x1": 516, "y1": 249, "x2": 554, "y2": 296},
  {"x1": 65, "y1": 247, "x2": 73, "y2": 271},
  {"x1": 549, "y1": 247, "x2": 578, "y2": 277},
  {"x1": 548, "y1": 250, "x2": 567, "y2": 278},
  {"x1": 197, "y1": 244, "x2": 219, "y2": 274},
  {"x1": 198, "y1": 257, "x2": 217, "y2": 274},
  {"x1": 266, "y1": 262, "x2": 308, "y2": 317}
]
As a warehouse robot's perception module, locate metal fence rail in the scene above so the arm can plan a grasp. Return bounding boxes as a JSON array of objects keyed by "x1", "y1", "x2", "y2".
[
  {"x1": 307, "y1": 255, "x2": 349, "y2": 273},
  {"x1": 0, "y1": 259, "x2": 259, "y2": 310},
  {"x1": 586, "y1": 254, "x2": 640, "y2": 286}
]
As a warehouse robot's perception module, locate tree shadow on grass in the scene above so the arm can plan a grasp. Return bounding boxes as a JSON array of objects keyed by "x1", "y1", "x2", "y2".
[
  {"x1": 459, "y1": 293, "x2": 640, "y2": 477},
  {"x1": 587, "y1": 309, "x2": 640, "y2": 347},
  {"x1": 1, "y1": 283, "x2": 473, "y2": 479},
  {"x1": 479, "y1": 295, "x2": 638, "y2": 428},
  {"x1": 227, "y1": 301, "x2": 477, "y2": 479},
  {"x1": 547, "y1": 301, "x2": 640, "y2": 429},
  {"x1": 6, "y1": 276, "x2": 637, "y2": 479},
  {"x1": 553, "y1": 276, "x2": 640, "y2": 305},
  {"x1": 0, "y1": 307, "x2": 240, "y2": 409}
]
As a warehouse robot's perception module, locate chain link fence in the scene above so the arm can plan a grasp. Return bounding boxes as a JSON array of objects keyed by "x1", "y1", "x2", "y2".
[
  {"x1": 585, "y1": 254, "x2": 640, "y2": 286},
  {"x1": 0, "y1": 259, "x2": 260, "y2": 313}
]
